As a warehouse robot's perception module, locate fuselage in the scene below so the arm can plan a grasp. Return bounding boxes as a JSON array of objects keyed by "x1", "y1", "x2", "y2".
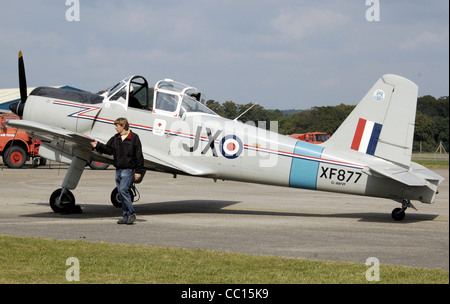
[{"x1": 22, "y1": 88, "x2": 430, "y2": 205}]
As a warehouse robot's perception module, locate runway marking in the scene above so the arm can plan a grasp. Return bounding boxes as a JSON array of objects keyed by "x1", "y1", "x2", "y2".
[{"x1": 429, "y1": 217, "x2": 449, "y2": 222}]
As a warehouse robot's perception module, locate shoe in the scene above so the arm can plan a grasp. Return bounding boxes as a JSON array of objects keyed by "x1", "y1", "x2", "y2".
[
  {"x1": 117, "y1": 218, "x2": 127, "y2": 224},
  {"x1": 126, "y1": 214, "x2": 136, "y2": 225}
]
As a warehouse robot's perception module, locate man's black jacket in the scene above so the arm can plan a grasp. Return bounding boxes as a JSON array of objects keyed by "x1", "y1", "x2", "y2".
[{"x1": 95, "y1": 130, "x2": 145, "y2": 175}]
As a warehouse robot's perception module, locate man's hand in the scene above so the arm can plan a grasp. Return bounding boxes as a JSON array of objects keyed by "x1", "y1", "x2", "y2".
[
  {"x1": 90, "y1": 139, "x2": 97, "y2": 148},
  {"x1": 134, "y1": 173, "x2": 141, "y2": 181}
]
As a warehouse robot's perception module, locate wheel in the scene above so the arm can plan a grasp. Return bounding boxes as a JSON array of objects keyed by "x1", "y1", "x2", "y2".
[
  {"x1": 50, "y1": 188, "x2": 76, "y2": 213},
  {"x1": 110, "y1": 187, "x2": 135, "y2": 208},
  {"x1": 391, "y1": 208, "x2": 405, "y2": 221},
  {"x1": 4, "y1": 146, "x2": 27, "y2": 168}
]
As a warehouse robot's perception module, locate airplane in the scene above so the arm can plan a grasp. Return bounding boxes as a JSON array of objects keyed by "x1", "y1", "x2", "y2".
[{"x1": 6, "y1": 51, "x2": 444, "y2": 221}]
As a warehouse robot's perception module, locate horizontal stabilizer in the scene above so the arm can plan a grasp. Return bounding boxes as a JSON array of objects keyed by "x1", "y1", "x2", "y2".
[
  {"x1": 366, "y1": 164, "x2": 426, "y2": 186},
  {"x1": 366, "y1": 162, "x2": 444, "y2": 187},
  {"x1": 409, "y1": 162, "x2": 445, "y2": 185}
]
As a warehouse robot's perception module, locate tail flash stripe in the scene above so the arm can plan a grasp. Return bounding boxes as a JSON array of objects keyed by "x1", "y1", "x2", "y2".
[
  {"x1": 351, "y1": 118, "x2": 382, "y2": 155},
  {"x1": 351, "y1": 118, "x2": 366, "y2": 151},
  {"x1": 359, "y1": 120, "x2": 375, "y2": 153},
  {"x1": 366, "y1": 123, "x2": 382, "y2": 155}
]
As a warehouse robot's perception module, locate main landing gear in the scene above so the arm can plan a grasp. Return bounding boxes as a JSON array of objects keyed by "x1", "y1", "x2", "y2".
[
  {"x1": 48, "y1": 155, "x2": 142, "y2": 213},
  {"x1": 49, "y1": 156, "x2": 85, "y2": 214},
  {"x1": 49, "y1": 185, "x2": 139, "y2": 213},
  {"x1": 110, "y1": 172, "x2": 143, "y2": 208},
  {"x1": 49, "y1": 188, "x2": 79, "y2": 213},
  {"x1": 391, "y1": 199, "x2": 417, "y2": 221},
  {"x1": 110, "y1": 185, "x2": 138, "y2": 208}
]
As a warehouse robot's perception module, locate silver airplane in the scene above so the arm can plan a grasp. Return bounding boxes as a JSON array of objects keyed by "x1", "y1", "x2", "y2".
[{"x1": 6, "y1": 51, "x2": 444, "y2": 221}]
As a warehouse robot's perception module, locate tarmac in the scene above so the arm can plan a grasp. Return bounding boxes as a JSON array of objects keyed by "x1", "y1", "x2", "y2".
[{"x1": 0, "y1": 163, "x2": 448, "y2": 270}]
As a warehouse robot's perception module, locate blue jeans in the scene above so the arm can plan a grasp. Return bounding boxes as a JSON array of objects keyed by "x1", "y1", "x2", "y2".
[{"x1": 115, "y1": 169, "x2": 135, "y2": 220}]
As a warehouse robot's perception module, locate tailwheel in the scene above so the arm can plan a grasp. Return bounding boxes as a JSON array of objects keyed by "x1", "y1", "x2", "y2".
[
  {"x1": 50, "y1": 188, "x2": 76, "y2": 213},
  {"x1": 391, "y1": 199, "x2": 416, "y2": 221},
  {"x1": 391, "y1": 208, "x2": 405, "y2": 221},
  {"x1": 110, "y1": 187, "x2": 135, "y2": 208}
]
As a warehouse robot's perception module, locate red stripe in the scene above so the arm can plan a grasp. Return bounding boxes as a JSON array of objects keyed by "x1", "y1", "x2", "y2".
[{"x1": 351, "y1": 118, "x2": 366, "y2": 151}]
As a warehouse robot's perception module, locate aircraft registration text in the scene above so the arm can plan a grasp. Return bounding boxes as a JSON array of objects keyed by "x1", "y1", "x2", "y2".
[{"x1": 319, "y1": 167, "x2": 363, "y2": 184}]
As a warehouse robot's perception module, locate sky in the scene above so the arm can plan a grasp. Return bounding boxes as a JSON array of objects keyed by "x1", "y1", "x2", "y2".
[{"x1": 0, "y1": 0, "x2": 448, "y2": 110}]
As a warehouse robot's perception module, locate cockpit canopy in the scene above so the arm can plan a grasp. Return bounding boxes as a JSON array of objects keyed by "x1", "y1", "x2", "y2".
[
  {"x1": 101, "y1": 76, "x2": 217, "y2": 118},
  {"x1": 153, "y1": 79, "x2": 217, "y2": 118},
  {"x1": 102, "y1": 76, "x2": 149, "y2": 110}
]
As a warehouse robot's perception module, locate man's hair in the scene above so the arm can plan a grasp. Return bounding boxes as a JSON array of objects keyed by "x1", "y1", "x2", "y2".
[{"x1": 114, "y1": 117, "x2": 129, "y2": 131}]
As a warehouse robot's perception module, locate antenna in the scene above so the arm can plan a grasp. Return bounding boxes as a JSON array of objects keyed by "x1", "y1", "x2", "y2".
[{"x1": 233, "y1": 103, "x2": 258, "y2": 122}]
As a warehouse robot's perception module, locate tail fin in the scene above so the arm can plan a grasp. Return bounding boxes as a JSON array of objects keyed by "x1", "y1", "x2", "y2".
[{"x1": 323, "y1": 74, "x2": 418, "y2": 167}]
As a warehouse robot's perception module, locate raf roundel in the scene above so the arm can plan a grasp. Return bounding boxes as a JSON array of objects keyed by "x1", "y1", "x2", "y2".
[{"x1": 220, "y1": 135, "x2": 243, "y2": 159}]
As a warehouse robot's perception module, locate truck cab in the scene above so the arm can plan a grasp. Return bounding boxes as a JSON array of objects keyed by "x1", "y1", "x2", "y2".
[
  {"x1": 289, "y1": 132, "x2": 330, "y2": 144},
  {"x1": 1, "y1": 113, "x2": 42, "y2": 168}
]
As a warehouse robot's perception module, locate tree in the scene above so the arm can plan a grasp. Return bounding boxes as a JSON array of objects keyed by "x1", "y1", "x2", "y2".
[
  {"x1": 222, "y1": 101, "x2": 238, "y2": 119},
  {"x1": 206, "y1": 100, "x2": 225, "y2": 117},
  {"x1": 413, "y1": 112, "x2": 436, "y2": 152},
  {"x1": 416, "y1": 95, "x2": 449, "y2": 152}
]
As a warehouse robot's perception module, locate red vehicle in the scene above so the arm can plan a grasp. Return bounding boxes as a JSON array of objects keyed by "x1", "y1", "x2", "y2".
[
  {"x1": 289, "y1": 132, "x2": 330, "y2": 144},
  {"x1": 0, "y1": 113, "x2": 44, "y2": 168}
]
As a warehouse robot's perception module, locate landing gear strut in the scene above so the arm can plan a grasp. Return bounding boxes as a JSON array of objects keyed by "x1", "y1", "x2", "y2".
[
  {"x1": 391, "y1": 199, "x2": 416, "y2": 221},
  {"x1": 49, "y1": 156, "x2": 86, "y2": 213}
]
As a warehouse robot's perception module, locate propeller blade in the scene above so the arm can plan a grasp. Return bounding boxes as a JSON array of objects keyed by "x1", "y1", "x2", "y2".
[{"x1": 18, "y1": 51, "x2": 28, "y2": 104}]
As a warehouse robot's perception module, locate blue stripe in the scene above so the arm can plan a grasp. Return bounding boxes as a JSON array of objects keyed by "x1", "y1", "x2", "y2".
[
  {"x1": 366, "y1": 123, "x2": 382, "y2": 155},
  {"x1": 289, "y1": 141, "x2": 324, "y2": 190}
]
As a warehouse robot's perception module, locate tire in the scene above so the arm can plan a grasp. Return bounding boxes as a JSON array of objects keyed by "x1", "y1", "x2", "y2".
[
  {"x1": 50, "y1": 188, "x2": 76, "y2": 213},
  {"x1": 4, "y1": 146, "x2": 27, "y2": 168},
  {"x1": 110, "y1": 187, "x2": 135, "y2": 208},
  {"x1": 39, "y1": 157, "x2": 47, "y2": 166},
  {"x1": 391, "y1": 208, "x2": 405, "y2": 221}
]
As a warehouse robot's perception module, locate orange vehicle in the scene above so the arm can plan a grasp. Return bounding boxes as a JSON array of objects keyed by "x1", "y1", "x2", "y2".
[
  {"x1": 289, "y1": 132, "x2": 330, "y2": 144},
  {"x1": 0, "y1": 113, "x2": 43, "y2": 168}
]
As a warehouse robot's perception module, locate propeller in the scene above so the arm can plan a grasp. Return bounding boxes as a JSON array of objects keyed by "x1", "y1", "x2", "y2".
[
  {"x1": 3, "y1": 51, "x2": 27, "y2": 170},
  {"x1": 9, "y1": 51, "x2": 27, "y2": 117}
]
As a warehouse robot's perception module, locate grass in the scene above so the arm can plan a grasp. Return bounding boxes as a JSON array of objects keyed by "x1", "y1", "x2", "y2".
[
  {"x1": 415, "y1": 160, "x2": 449, "y2": 167},
  {"x1": 0, "y1": 235, "x2": 448, "y2": 284}
]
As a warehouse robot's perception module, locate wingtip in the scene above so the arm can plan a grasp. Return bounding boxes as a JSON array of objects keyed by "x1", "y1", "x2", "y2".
[{"x1": 19, "y1": 50, "x2": 23, "y2": 58}]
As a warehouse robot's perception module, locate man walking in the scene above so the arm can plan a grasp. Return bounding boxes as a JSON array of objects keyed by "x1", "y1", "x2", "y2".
[{"x1": 91, "y1": 117, "x2": 144, "y2": 225}]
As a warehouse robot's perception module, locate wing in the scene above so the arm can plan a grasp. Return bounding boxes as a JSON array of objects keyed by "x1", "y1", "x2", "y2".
[
  {"x1": 142, "y1": 148, "x2": 216, "y2": 176},
  {"x1": 5, "y1": 119, "x2": 93, "y2": 149},
  {"x1": 5, "y1": 119, "x2": 216, "y2": 176}
]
